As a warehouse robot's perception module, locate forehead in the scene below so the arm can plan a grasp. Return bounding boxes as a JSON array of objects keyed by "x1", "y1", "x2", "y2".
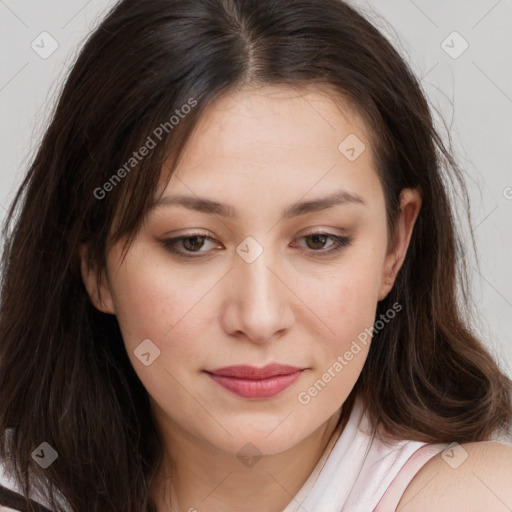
[
  {"x1": 198, "y1": 82, "x2": 366, "y2": 133},
  {"x1": 155, "y1": 84, "x2": 381, "y2": 210},
  {"x1": 177, "y1": 84, "x2": 370, "y2": 158}
]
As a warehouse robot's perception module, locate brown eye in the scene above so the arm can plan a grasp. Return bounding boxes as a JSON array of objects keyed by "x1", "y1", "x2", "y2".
[
  {"x1": 162, "y1": 234, "x2": 221, "y2": 257},
  {"x1": 161, "y1": 231, "x2": 352, "y2": 259},
  {"x1": 295, "y1": 232, "x2": 353, "y2": 255},
  {"x1": 181, "y1": 235, "x2": 207, "y2": 252},
  {"x1": 304, "y1": 233, "x2": 331, "y2": 250}
]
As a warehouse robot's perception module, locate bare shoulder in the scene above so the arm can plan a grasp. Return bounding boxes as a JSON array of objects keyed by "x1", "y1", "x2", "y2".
[{"x1": 397, "y1": 441, "x2": 512, "y2": 511}]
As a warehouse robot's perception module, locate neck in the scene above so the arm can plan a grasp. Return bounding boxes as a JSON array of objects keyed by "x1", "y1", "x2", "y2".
[{"x1": 149, "y1": 407, "x2": 346, "y2": 512}]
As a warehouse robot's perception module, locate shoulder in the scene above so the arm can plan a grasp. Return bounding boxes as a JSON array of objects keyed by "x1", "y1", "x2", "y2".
[{"x1": 398, "y1": 441, "x2": 512, "y2": 511}]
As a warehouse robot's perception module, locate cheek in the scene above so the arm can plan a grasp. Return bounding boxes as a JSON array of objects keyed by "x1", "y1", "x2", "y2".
[
  {"x1": 310, "y1": 248, "x2": 385, "y2": 333},
  {"x1": 313, "y1": 276, "x2": 377, "y2": 380},
  {"x1": 108, "y1": 248, "x2": 224, "y2": 372},
  {"x1": 108, "y1": 260, "x2": 214, "y2": 413},
  {"x1": 109, "y1": 268, "x2": 168, "y2": 349},
  {"x1": 301, "y1": 241, "x2": 386, "y2": 381},
  {"x1": 294, "y1": 262, "x2": 380, "y2": 411}
]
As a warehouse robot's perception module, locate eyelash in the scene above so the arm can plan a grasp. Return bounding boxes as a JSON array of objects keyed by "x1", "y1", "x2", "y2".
[{"x1": 161, "y1": 231, "x2": 353, "y2": 258}]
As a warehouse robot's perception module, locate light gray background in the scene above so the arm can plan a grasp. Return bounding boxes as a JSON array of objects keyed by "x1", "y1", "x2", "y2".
[{"x1": 1, "y1": 0, "x2": 511, "y2": 376}]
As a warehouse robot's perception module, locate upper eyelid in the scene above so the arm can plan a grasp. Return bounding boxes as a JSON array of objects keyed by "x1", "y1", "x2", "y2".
[
  {"x1": 163, "y1": 231, "x2": 351, "y2": 254},
  {"x1": 163, "y1": 225, "x2": 349, "y2": 238},
  {"x1": 165, "y1": 229, "x2": 346, "y2": 243}
]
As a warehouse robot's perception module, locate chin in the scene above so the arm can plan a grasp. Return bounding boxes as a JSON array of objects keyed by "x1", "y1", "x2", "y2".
[{"x1": 205, "y1": 421, "x2": 308, "y2": 458}]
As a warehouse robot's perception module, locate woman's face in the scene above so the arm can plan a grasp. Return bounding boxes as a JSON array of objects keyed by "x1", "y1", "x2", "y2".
[{"x1": 82, "y1": 84, "x2": 420, "y2": 456}]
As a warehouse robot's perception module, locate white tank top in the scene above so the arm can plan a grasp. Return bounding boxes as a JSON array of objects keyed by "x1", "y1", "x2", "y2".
[
  {"x1": 0, "y1": 395, "x2": 449, "y2": 511},
  {"x1": 282, "y1": 394, "x2": 449, "y2": 511}
]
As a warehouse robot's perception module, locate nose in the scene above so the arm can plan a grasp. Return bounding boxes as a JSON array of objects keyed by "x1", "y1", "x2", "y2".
[{"x1": 219, "y1": 239, "x2": 295, "y2": 344}]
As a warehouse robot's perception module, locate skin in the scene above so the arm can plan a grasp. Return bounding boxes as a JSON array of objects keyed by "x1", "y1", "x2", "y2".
[
  {"x1": 81, "y1": 84, "x2": 423, "y2": 511},
  {"x1": 399, "y1": 441, "x2": 512, "y2": 511}
]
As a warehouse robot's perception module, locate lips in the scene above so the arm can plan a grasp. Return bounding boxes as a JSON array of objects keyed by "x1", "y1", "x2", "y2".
[
  {"x1": 205, "y1": 364, "x2": 303, "y2": 379},
  {"x1": 204, "y1": 364, "x2": 305, "y2": 399}
]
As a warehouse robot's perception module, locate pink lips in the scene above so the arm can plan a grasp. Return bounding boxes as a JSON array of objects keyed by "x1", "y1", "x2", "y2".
[{"x1": 204, "y1": 364, "x2": 304, "y2": 399}]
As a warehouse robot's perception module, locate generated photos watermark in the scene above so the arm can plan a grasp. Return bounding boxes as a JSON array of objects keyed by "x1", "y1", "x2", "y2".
[
  {"x1": 94, "y1": 97, "x2": 197, "y2": 200},
  {"x1": 297, "y1": 301, "x2": 402, "y2": 405}
]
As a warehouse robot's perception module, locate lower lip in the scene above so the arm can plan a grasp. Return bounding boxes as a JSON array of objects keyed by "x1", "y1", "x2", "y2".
[{"x1": 206, "y1": 371, "x2": 303, "y2": 399}]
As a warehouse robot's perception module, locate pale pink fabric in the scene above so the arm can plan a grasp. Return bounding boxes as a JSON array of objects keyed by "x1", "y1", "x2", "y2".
[
  {"x1": 374, "y1": 442, "x2": 448, "y2": 511},
  {"x1": 281, "y1": 396, "x2": 450, "y2": 511}
]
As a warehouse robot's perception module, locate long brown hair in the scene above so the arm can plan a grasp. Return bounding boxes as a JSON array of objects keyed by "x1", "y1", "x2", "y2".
[{"x1": 1, "y1": 0, "x2": 511, "y2": 510}]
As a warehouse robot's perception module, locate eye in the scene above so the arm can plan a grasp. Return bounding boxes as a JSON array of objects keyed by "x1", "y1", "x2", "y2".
[
  {"x1": 160, "y1": 231, "x2": 352, "y2": 259},
  {"x1": 293, "y1": 231, "x2": 353, "y2": 255},
  {"x1": 162, "y1": 234, "x2": 220, "y2": 257}
]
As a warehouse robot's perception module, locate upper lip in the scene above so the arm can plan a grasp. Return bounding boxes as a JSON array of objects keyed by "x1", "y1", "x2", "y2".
[{"x1": 205, "y1": 364, "x2": 304, "y2": 380}]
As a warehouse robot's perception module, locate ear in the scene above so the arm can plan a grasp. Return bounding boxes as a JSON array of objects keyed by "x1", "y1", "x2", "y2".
[
  {"x1": 79, "y1": 243, "x2": 116, "y2": 314},
  {"x1": 378, "y1": 188, "x2": 422, "y2": 301}
]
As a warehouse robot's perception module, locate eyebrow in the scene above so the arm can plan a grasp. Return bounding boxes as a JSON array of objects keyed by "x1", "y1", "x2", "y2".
[{"x1": 149, "y1": 189, "x2": 366, "y2": 219}]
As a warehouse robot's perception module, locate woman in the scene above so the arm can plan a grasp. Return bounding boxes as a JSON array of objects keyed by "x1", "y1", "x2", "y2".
[{"x1": 0, "y1": 0, "x2": 511, "y2": 511}]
